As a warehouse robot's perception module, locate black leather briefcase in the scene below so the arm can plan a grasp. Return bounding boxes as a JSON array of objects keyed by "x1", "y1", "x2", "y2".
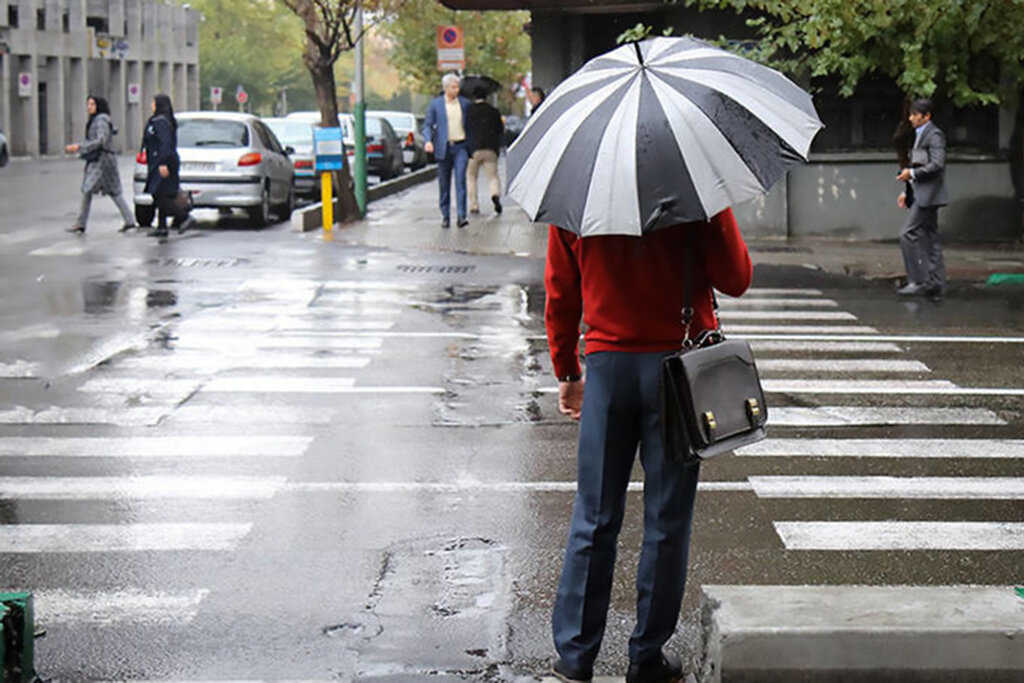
[{"x1": 660, "y1": 334, "x2": 768, "y2": 464}]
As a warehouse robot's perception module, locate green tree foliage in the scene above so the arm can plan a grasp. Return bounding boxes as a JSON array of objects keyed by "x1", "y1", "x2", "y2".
[
  {"x1": 380, "y1": 0, "x2": 530, "y2": 111},
  {"x1": 687, "y1": 0, "x2": 1024, "y2": 107},
  {"x1": 187, "y1": 0, "x2": 316, "y2": 114}
]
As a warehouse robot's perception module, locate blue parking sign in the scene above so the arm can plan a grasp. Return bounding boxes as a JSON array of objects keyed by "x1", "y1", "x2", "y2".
[{"x1": 314, "y1": 127, "x2": 345, "y2": 171}]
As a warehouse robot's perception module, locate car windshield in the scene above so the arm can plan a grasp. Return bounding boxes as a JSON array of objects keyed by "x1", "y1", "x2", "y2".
[
  {"x1": 379, "y1": 113, "x2": 414, "y2": 132},
  {"x1": 178, "y1": 120, "x2": 249, "y2": 148},
  {"x1": 264, "y1": 120, "x2": 314, "y2": 147}
]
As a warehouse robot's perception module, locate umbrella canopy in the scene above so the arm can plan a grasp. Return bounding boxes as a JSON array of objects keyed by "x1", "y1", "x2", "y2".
[
  {"x1": 460, "y1": 74, "x2": 501, "y2": 98},
  {"x1": 506, "y1": 36, "x2": 823, "y2": 236}
]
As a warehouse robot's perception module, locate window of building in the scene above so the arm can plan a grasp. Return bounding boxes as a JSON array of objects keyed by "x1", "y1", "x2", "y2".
[
  {"x1": 36, "y1": 8, "x2": 45, "y2": 31},
  {"x1": 86, "y1": 16, "x2": 108, "y2": 34},
  {"x1": 63, "y1": 12, "x2": 70, "y2": 33},
  {"x1": 8, "y1": 5, "x2": 18, "y2": 28}
]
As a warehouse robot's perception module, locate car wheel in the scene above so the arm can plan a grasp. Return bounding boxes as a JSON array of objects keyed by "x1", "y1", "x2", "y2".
[
  {"x1": 247, "y1": 183, "x2": 271, "y2": 228},
  {"x1": 276, "y1": 183, "x2": 295, "y2": 220},
  {"x1": 134, "y1": 203, "x2": 155, "y2": 227}
]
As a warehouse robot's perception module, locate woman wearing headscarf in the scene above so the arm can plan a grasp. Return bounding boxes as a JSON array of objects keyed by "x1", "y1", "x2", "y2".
[
  {"x1": 64, "y1": 95, "x2": 136, "y2": 234},
  {"x1": 142, "y1": 94, "x2": 193, "y2": 237}
]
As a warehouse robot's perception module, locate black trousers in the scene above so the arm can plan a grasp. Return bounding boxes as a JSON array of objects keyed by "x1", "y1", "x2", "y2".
[{"x1": 154, "y1": 193, "x2": 188, "y2": 231}]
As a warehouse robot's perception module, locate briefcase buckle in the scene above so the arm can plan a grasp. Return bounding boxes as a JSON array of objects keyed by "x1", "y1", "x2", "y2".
[
  {"x1": 746, "y1": 398, "x2": 761, "y2": 421},
  {"x1": 702, "y1": 411, "x2": 717, "y2": 434}
]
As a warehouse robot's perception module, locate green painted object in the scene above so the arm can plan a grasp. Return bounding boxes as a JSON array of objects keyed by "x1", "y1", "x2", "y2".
[
  {"x1": 985, "y1": 273, "x2": 1024, "y2": 286},
  {"x1": 1016, "y1": 586, "x2": 1024, "y2": 601},
  {"x1": 0, "y1": 592, "x2": 36, "y2": 683}
]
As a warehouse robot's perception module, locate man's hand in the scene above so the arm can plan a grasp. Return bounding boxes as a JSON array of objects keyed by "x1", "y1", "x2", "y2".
[
  {"x1": 65, "y1": 144, "x2": 80, "y2": 154},
  {"x1": 897, "y1": 193, "x2": 907, "y2": 208},
  {"x1": 424, "y1": 141, "x2": 434, "y2": 155},
  {"x1": 558, "y1": 379, "x2": 584, "y2": 421},
  {"x1": 159, "y1": 164, "x2": 169, "y2": 178},
  {"x1": 896, "y1": 168, "x2": 912, "y2": 182}
]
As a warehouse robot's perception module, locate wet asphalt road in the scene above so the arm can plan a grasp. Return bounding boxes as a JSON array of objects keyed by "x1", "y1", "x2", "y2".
[{"x1": 1, "y1": 159, "x2": 1023, "y2": 681}]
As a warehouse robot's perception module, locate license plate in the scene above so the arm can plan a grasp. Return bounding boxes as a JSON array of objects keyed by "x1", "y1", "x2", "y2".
[{"x1": 183, "y1": 162, "x2": 217, "y2": 172}]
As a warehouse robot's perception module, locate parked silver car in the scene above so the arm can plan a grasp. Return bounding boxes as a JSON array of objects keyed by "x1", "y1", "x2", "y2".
[
  {"x1": 264, "y1": 117, "x2": 318, "y2": 197},
  {"x1": 133, "y1": 112, "x2": 295, "y2": 228},
  {"x1": 371, "y1": 110, "x2": 427, "y2": 169}
]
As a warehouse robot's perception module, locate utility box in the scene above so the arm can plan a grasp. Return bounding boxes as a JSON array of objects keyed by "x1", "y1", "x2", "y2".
[{"x1": 0, "y1": 592, "x2": 36, "y2": 683}]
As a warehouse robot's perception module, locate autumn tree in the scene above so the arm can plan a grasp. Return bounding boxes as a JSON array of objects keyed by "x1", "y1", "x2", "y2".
[{"x1": 380, "y1": 0, "x2": 530, "y2": 112}]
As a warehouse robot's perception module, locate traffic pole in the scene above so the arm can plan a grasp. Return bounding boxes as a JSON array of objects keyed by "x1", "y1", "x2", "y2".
[
  {"x1": 353, "y1": 1, "x2": 367, "y2": 216},
  {"x1": 321, "y1": 171, "x2": 333, "y2": 233}
]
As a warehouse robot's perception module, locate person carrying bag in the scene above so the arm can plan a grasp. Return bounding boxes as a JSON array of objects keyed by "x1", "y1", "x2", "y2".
[{"x1": 64, "y1": 96, "x2": 136, "y2": 234}]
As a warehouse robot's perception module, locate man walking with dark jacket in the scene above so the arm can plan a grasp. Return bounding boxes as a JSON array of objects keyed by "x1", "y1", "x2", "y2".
[
  {"x1": 896, "y1": 98, "x2": 948, "y2": 296},
  {"x1": 465, "y1": 88, "x2": 504, "y2": 216}
]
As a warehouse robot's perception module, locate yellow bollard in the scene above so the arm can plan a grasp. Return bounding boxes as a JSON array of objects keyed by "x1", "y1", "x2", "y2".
[{"x1": 321, "y1": 171, "x2": 333, "y2": 233}]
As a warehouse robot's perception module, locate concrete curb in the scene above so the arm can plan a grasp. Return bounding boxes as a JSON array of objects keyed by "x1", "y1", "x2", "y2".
[
  {"x1": 699, "y1": 585, "x2": 1024, "y2": 682},
  {"x1": 290, "y1": 165, "x2": 437, "y2": 232}
]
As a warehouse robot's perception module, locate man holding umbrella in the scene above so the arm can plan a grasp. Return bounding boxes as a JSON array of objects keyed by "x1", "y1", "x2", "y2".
[
  {"x1": 507, "y1": 37, "x2": 822, "y2": 683},
  {"x1": 422, "y1": 73, "x2": 471, "y2": 228}
]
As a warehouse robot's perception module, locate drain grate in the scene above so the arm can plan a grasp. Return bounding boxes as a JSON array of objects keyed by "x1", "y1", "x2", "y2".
[{"x1": 397, "y1": 264, "x2": 476, "y2": 274}]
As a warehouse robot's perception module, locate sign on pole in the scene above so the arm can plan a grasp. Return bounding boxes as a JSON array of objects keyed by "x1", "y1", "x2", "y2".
[
  {"x1": 127, "y1": 82, "x2": 140, "y2": 104},
  {"x1": 210, "y1": 86, "x2": 222, "y2": 105},
  {"x1": 436, "y1": 26, "x2": 465, "y2": 72},
  {"x1": 17, "y1": 72, "x2": 32, "y2": 98}
]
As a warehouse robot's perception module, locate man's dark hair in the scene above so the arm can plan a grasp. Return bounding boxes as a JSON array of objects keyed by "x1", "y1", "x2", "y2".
[
  {"x1": 532, "y1": 86, "x2": 545, "y2": 100},
  {"x1": 909, "y1": 98, "x2": 933, "y2": 117}
]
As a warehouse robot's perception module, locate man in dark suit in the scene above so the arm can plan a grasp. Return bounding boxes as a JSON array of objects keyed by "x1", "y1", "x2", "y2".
[
  {"x1": 896, "y1": 98, "x2": 948, "y2": 296},
  {"x1": 422, "y1": 73, "x2": 471, "y2": 228}
]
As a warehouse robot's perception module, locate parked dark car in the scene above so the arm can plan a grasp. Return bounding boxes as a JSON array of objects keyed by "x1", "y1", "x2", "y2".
[
  {"x1": 365, "y1": 115, "x2": 404, "y2": 181},
  {"x1": 0, "y1": 129, "x2": 9, "y2": 166},
  {"x1": 502, "y1": 115, "x2": 526, "y2": 148}
]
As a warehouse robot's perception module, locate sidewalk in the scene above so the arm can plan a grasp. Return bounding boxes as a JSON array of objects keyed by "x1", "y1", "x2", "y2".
[{"x1": 332, "y1": 170, "x2": 1024, "y2": 287}]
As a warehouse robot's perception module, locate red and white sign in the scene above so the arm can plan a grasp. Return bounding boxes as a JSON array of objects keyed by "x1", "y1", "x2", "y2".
[
  {"x1": 235, "y1": 85, "x2": 248, "y2": 105},
  {"x1": 127, "y1": 82, "x2": 141, "y2": 104},
  {"x1": 210, "y1": 86, "x2": 222, "y2": 105},
  {"x1": 436, "y1": 25, "x2": 465, "y2": 72},
  {"x1": 18, "y1": 72, "x2": 32, "y2": 98}
]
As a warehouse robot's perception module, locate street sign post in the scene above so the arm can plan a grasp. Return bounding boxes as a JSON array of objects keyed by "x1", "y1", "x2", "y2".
[
  {"x1": 235, "y1": 85, "x2": 248, "y2": 111},
  {"x1": 314, "y1": 127, "x2": 345, "y2": 233},
  {"x1": 127, "y1": 82, "x2": 140, "y2": 104},
  {"x1": 436, "y1": 25, "x2": 465, "y2": 72},
  {"x1": 210, "y1": 86, "x2": 222, "y2": 111},
  {"x1": 17, "y1": 72, "x2": 32, "y2": 98}
]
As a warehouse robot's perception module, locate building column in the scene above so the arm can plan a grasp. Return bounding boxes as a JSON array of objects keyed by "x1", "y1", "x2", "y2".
[
  {"x1": 142, "y1": 60, "x2": 156, "y2": 119},
  {"x1": 187, "y1": 63, "x2": 199, "y2": 111},
  {"x1": 173, "y1": 63, "x2": 185, "y2": 110},
  {"x1": 126, "y1": 60, "x2": 142, "y2": 151},
  {"x1": 45, "y1": 56, "x2": 65, "y2": 153},
  {"x1": 0, "y1": 55, "x2": 11, "y2": 143},
  {"x1": 67, "y1": 56, "x2": 87, "y2": 148},
  {"x1": 109, "y1": 58, "x2": 127, "y2": 152}
]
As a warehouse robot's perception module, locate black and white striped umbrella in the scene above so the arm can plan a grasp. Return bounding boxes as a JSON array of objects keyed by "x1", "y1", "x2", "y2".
[{"x1": 507, "y1": 36, "x2": 823, "y2": 236}]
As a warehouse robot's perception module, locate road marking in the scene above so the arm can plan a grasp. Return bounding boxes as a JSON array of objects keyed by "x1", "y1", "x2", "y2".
[
  {"x1": 29, "y1": 242, "x2": 86, "y2": 256},
  {"x1": 204, "y1": 377, "x2": 443, "y2": 394},
  {"x1": 282, "y1": 481, "x2": 752, "y2": 493},
  {"x1": 740, "y1": 333, "x2": 1024, "y2": 344},
  {"x1": 0, "y1": 325, "x2": 60, "y2": 342},
  {"x1": 0, "y1": 436, "x2": 312, "y2": 457},
  {"x1": 77, "y1": 377, "x2": 202, "y2": 395},
  {"x1": 720, "y1": 310, "x2": 857, "y2": 320},
  {"x1": 115, "y1": 353, "x2": 373, "y2": 371},
  {"x1": 729, "y1": 325, "x2": 878, "y2": 334},
  {"x1": 750, "y1": 476, "x2": 1024, "y2": 499},
  {"x1": 0, "y1": 523, "x2": 253, "y2": 552},
  {"x1": 177, "y1": 318, "x2": 397, "y2": 332},
  {"x1": 758, "y1": 359, "x2": 930, "y2": 373},
  {"x1": 0, "y1": 406, "x2": 166, "y2": 426},
  {"x1": 769, "y1": 406, "x2": 1005, "y2": 426},
  {"x1": 748, "y1": 341, "x2": 903, "y2": 353},
  {"x1": 173, "y1": 335, "x2": 384, "y2": 350},
  {"x1": 0, "y1": 360, "x2": 41, "y2": 378},
  {"x1": 737, "y1": 438, "x2": 1024, "y2": 458},
  {"x1": 763, "y1": 379, "x2": 1024, "y2": 395},
  {"x1": 28, "y1": 589, "x2": 209, "y2": 625},
  {"x1": 717, "y1": 298, "x2": 839, "y2": 308},
  {"x1": 0, "y1": 476, "x2": 287, "y2": 500},
  {"x1": 168, "y1": 406, "x2": 337, "y2": 424},
  {"x1": 774, "y1": 521, "x2": 1024, "y2": 550},
  {"x1": 240, "y1": 278, "x2": 420, "y2": 292},
  {"x1": 723, "y1": 288, "x2": 823, "y2": 297}
]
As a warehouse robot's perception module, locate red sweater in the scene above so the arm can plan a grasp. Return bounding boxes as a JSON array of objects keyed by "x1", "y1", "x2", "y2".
[{"x1": 544, "y1": 208, "x2": 753, "y2": 379}]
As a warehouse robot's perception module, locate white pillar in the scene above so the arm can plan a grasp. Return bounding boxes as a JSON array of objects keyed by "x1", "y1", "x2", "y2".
[
  {"x1": 67, "y1": 56, "x2": 87, "y2": 146},
  {"x1": 109, "y1": 58, "x2": 127, "y2": 152},
  {"x1": 45, "y1": 55, "x2": 65, "y2": 153}
]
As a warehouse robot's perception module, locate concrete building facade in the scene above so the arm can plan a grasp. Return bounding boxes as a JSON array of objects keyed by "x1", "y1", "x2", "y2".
[{"x1": 0, "y1": 0, "x2": 199, "y2": 157}]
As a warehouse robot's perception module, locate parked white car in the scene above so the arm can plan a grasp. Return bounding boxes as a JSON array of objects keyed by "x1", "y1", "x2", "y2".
[
  {"x1": 133, "y1": 112, "x2": 295, "y2": 228},
  {"x1": 370, "y1": 110, "x2": 428, "y2": 169}
]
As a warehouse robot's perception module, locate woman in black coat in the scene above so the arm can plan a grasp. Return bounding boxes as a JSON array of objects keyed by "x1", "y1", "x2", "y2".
[{"x1": 142, "y1": 94, "x2": 193, "y2": 237}]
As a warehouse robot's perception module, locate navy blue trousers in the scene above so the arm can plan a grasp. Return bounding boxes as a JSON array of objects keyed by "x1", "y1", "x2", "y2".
[
  {"x1": 436, "y1": 141, "x2": 468, "y2": 221},
  {"x1": 552, "y1": 351, "x2": 701, "y2": 671}
]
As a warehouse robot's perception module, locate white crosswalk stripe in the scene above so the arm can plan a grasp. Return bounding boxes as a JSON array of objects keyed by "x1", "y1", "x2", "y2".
[
  {"x1": 749, "y1": 476, "x2": 1024, "y2": 499},
  {"x1": 758, "y1": 359, "x2": 930, "y2": 373},
  {"x1": 30, "y1": 589, "x2": 209, "y2": 625},
  {"x1": 768, "y1": 406, "x2": 1005, "y2": 426},
  {"x1": 0, "y1": 523, "x2": 253, "y2": 552},
  {"x1": 774, "y1": 521, "x2": 1024, "y2": 550},
  {"x1": 0, "y1": 436, "x2": 312, "y2": 457},
  {"x1": 0, "y1": 476, "x2": 287, "y2": 500},
  {"x1": 738, "y1": 438, "x2": 1024, "y2": 458}
]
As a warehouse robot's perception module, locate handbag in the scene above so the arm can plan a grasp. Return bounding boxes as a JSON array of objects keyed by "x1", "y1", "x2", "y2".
[
  {"x1": 173, "y1": 190, "x2": 193, "y2": 212},
  {"x1": 82, "y1": 148, "x2": 103, "y2": 163},
  {"x1": 659, "y1": 243, "x2": 767, "y2": 464}
]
